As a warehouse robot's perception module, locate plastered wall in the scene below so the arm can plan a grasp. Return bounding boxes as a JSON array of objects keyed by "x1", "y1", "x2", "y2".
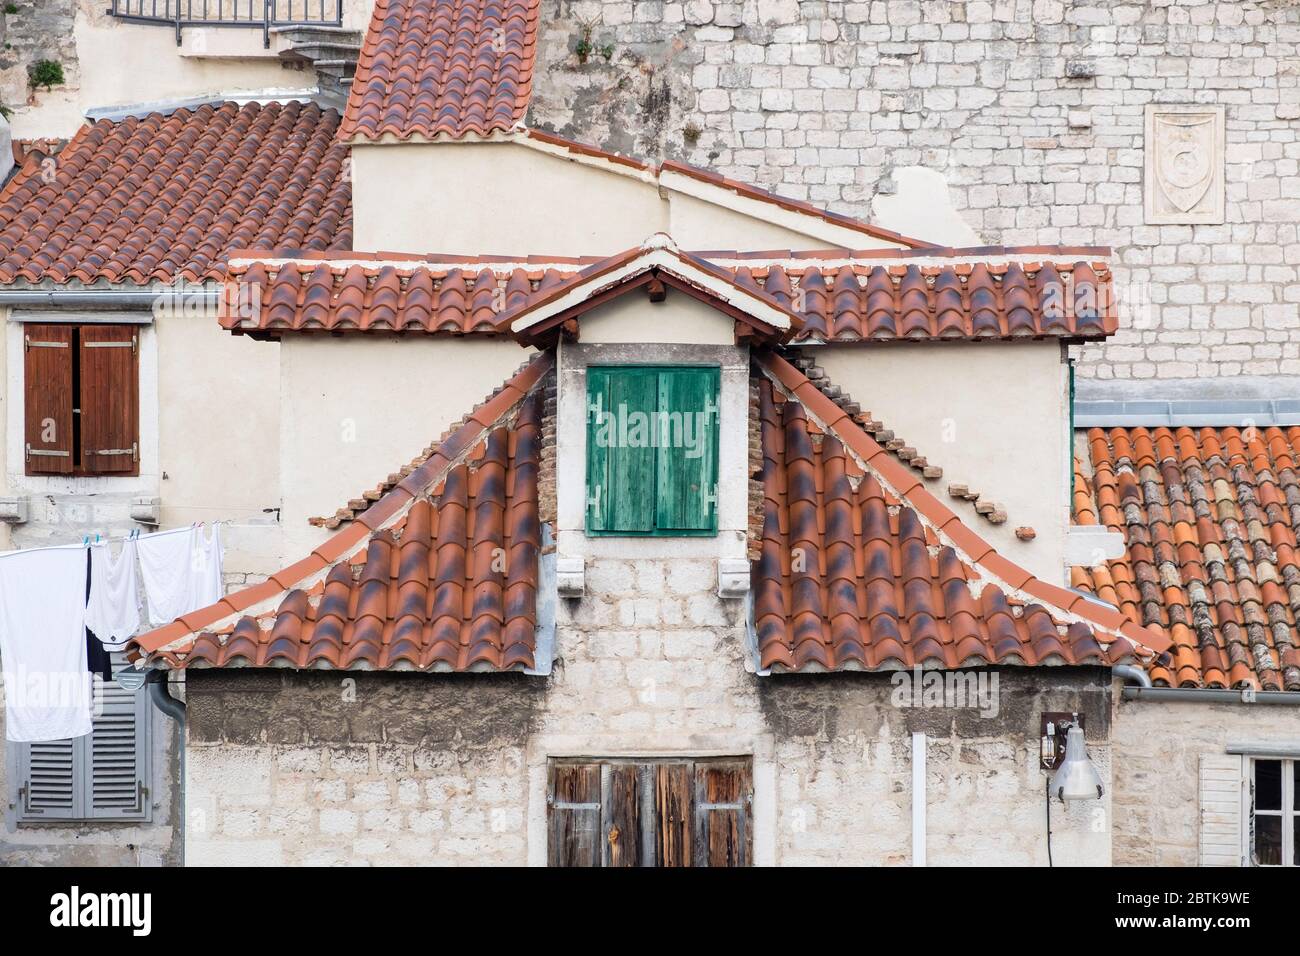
[
  {"x1": 276, "y1": 335, "x2": 532, "y2": 558},
  {"x1": 810, "y1": 340, "x2": 1071, "y2": 583}
]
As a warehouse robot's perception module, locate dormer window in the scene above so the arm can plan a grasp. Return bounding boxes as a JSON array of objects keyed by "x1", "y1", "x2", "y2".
[{"x1": 585, "y1": 365, "x2": 720, "y2": 536}]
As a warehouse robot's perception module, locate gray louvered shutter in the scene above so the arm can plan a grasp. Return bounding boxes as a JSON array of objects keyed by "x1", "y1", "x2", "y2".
[
  {"x1": 86, "y1": 653, "x2": 150, "y2": 820},
  {"x1": 10, "y1": 653, "x2": 150, "y2": 823},
  {"x1": 17, "y1": 737, "x2": 79, "y2": 820}
]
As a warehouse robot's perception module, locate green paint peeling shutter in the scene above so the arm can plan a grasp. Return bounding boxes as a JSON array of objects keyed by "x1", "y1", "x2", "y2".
[
  {"x1": 657, "y1": 367, "x2": 719, "y2": 532},
  {"x1": 586, "y1": 366, "x2": 719, "y2": 536},
  {"x1": 587, "y1": 367, "x2": 658, "y2": 533}
]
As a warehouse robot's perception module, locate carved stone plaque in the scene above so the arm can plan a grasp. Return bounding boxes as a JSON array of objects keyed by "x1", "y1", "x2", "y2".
[{"x1": 1144, "y1": 105, "x2": 1225, "y2": 224}]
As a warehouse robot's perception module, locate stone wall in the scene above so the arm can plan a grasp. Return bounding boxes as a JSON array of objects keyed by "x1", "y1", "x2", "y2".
[
  {"x1": 527, "y1": 0, "x2": 1300, "y2": 385},
  {"x1": 185, "y1": 556, "x2": 1114, "y2": 866},
  {"x1": 1110, "y1": 692, "x2": 1292, "y2": 866}
]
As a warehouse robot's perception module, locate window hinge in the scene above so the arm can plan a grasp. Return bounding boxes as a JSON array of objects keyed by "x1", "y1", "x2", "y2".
[
  {"x1": 88, "y1": 445, "x2": 136, "y2": 458},
  {"x1": 25, "y1": 335, "x2": 69, "y2": 351},
  {"x1": 25, "y1": 444, "x2": 70, "y2": 460}
]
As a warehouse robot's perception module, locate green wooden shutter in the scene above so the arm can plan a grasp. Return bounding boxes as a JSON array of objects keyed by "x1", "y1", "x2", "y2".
[
  {"x1": 656, "y1": 367, "x2": 719, "y2": 532},
  {"x1": 586, "y1": 367, "x2": 658, "y2": 533}
]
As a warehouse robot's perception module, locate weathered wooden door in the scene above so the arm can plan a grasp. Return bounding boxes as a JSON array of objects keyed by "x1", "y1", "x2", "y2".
[{"x1": 547, "y1": 758, "x2": 753, "y2": 867}]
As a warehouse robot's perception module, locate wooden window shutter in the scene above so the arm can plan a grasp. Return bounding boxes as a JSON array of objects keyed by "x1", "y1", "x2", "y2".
[
  {"x1": 547, "y1": 762, "x2": 602, "y2": 867},
  {"x1": 655, "y1": 763, "x2": 693, "y2": 867},
  {"x1": 87, "y1": 653, "x2": 151, "y2": 820},
  {"x1": 1199, "y1": 753, "x2": 1244, "y2": 866},
  {"x1": 23, "y1": 323, "x2": 74, "y2": 475},
  {"x1": 693, "y1": 760, "x2": 753, "y2": 867},
  {"x1": 602, "y1": 763, "x2": 641, "y2": 867},
  {"x1": 586, "y1": 367, "x2": 657, "y2": 533},
  {"x1": 78, "y1": 325, "x2": 139, "y2": 475},
  {"x1": 656, "y1": 367, "x2": 719, "y2": 532}
]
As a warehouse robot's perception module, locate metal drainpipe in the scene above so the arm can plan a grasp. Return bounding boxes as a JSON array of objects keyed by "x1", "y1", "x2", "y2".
[
  {"x1": 1113, "y1": 664, "x2": 1152, "y2": 689},
  {"x1": 147, "y1": 670, "x2": 186, "y2": 867}
]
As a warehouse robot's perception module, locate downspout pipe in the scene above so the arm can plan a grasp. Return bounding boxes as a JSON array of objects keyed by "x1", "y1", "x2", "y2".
[
  {"x1": 1113, "y1": 664, "x2": 1151, "y2": 689},
  {"x1": 147, "y1": 670, "x2": 186, "y2": 867}
]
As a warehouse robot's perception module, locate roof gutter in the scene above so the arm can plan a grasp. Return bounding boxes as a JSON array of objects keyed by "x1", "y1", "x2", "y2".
[
  {"x1": 0, "y1": 289, "x2": 188, "y2": 308},
  {"x1": 1121, "y1": 686, "x2": 1300, "y2": 705}
]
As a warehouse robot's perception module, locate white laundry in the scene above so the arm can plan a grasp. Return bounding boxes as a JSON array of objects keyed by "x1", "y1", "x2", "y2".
[
  {"x1": 189, "y1": 523, "x2": 224, "y2": 611},
  {"x1": 86, "y1": 538, "x2": 141, "y2": 650},
  {"x1": 0, "y1": 545, "x2": 93, "y2": 742},
  {"x1": 137, "y1": 527, "x2": 197, "y2": 626}
]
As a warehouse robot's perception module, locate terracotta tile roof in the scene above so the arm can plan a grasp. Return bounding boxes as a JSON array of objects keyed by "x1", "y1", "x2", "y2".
[
  {"x1": 1072, "y1": 426, "x2": 1300, "y2": 691},
  {"x1": 131, "y1": 356, "x2": 552, "y2": 672},
  {"x1": 752, "y1": 352, "x2": 1167, "y2": 673},
  {"x1": 733, "y1": 258, "x2": 1116, "y2": 342},
  {"x1": 222, "y1": 246, "x2": 1117, "y2": 344},
  {"x1": 220, "y1": 253, "x2": 591, "y2": 336},
  {"x1": 339, "y1": 0, "x2": 540, "y2": 142},
  {"x1": 498, "y1": 235, "x2": 807, "y2": 346},
  {"x1": 0, "y1": 101, "x2": 352, "y2": 286}
]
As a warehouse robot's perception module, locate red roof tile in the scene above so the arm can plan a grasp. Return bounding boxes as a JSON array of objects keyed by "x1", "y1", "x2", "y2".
[
  {"x1": 220, "y1": 254, "x2": 588, "y2": 336},
  {"x1": 339, "y1": 0, "x2": 540, "y2": 142},
  {"x1": 739, "y1": 259, "x2": 1116, "y2": 342},
  {"x1": 1073, "y1": 426, "x2": 1300, "y2": 691},
  {"x1": 0, "y1": 101, "x2": 352, "y2": 286},
  {"x1": 220, "y1": 247, "x2": 1117, "y2": 343},
  {"x1": 752, "y1": 352, "x2": 1167, "y2": 673},
  {"x1": 131, "y1": 355, "x2": 552, "y2": 672}
]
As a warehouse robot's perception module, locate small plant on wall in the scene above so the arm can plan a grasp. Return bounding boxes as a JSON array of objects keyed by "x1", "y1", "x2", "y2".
[
  {"x1": 29, "y1": 58, "x2": 64, "y2": 92},
  {"x1": 574, "y1": 15, "x2": 607, "y2": 65}
]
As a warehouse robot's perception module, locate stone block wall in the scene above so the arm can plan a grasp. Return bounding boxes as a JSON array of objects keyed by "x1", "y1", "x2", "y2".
[
  {"x1": 527, "y1": 0, "x2": 1300, "y2": 384},
  {"x1": 184, "y1": 556, "x2": 1114, "y2": 866},
  {"x1": 1110, "y1": 693, "x2": 1290, "y2": 866}
]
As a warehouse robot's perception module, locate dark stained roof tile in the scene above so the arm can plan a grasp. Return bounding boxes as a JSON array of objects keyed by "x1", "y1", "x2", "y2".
[
  {"x1": 339, "y1": 0, "x2": 540, "y2": 142},
  {"x1": 0, "y1": 101, "x2": 352, "y2": 285}
]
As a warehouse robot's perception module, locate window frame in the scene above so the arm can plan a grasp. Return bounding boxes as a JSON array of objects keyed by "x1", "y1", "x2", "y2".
[
  {"x1": 546, "y1": 756, "x2": 753, "y2": 868},
  {"x1": 1248, "y1": 757, "x2": 1297, "y2": 867},
  {"x1": 584, "y1": 363, "x2": 721, "y2": 538},
  {"x1": 6, "y1": 652, "x2": 152, "y2": 825}
]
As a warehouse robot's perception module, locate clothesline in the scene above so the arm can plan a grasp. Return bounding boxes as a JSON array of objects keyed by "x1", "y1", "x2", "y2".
[
  {"x1": 0, "y1": 519, "x2": 268, "y2": 561},
  {"x1": 2, "y1": 520, "x2": 226, "y2": 742}
]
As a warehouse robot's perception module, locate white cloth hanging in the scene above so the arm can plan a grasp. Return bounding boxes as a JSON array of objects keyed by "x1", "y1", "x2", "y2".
[
  {"x1": 189, "y1": 523, "x2": 224, "y2": 611},
  {"x1": 86, "y1": 537, "x2": 141, "y2": 650},
  {"x1": 0, "y1": 546, "x2": 93, "y2": 742},
  {"x1": 137, "y1": 527, "x2": 198, "y2": 626}
]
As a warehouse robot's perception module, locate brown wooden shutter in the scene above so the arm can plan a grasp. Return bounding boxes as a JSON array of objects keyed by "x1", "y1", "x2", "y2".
[
  {"x1": 547, "y1": 762, "x2": 601, "y2": 867},
  {"x1": 656, "y1": 763, "x2": 693, "y2": 867},
  {"x1": 603, "y1": 763, "x2": 641, "y2": 867},
  {"x1": 23, "y1": 323, "x2": 74, "y2": 475},
  {"x1": 78, "y1": 325, "x2": 139, "y2": 475},
  {"x1": 693, "y1": 760, "x2": 753, "y2": 867}
]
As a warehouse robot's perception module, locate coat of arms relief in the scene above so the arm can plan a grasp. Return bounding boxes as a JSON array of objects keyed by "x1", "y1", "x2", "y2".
[{"x1": 1144, "y1": 105, "x2": 1225, "y2": 224}]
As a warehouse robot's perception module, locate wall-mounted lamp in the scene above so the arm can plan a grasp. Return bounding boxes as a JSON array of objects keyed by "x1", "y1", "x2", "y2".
[{"x1": 1042, "y1": 711, "x2": 1103, "y2": 802}]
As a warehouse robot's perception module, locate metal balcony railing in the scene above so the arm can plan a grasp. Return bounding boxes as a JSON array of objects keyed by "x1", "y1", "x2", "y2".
[{"x1": 109, "y1": 0, "x2": 343, "y2": 48}]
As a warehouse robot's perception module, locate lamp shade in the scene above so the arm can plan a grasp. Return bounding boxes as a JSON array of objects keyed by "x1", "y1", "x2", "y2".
[{"x1": 1049, "y1": 722, "x2": 1103, "y2": 801}]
